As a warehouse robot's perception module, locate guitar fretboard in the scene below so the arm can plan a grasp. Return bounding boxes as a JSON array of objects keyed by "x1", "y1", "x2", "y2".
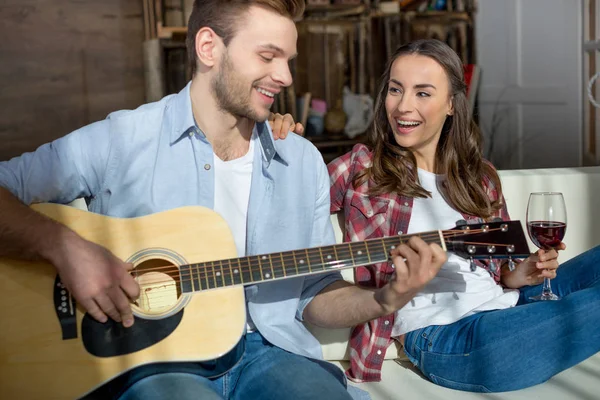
[{"x1": 178, "y1": 231, "x2": 444, "y2": 293}]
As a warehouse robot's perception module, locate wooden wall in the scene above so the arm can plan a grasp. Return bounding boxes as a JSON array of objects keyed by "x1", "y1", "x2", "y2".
[{"x1": 0, "y1": 0, "x2": 145, "y2": 161}]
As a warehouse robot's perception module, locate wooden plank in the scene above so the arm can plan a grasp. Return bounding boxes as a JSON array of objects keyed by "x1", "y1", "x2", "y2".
[
  {"x1": 183, "y1": 0, "x2": 194, "y2": 26},
  {"x1": 348, "y1": 24, "x2": 356, "y2": 93},
  {"x1": 0, "y1": 0, "x2": 145, "y2": 160},
  {"x1": 588, "y1": 0, "x2": 597, "y2": 156},
  {"x1": 143, "y1": 39, "x2": 166, "y2": 102},
  {"x1": 143, "y1": 0, "x2": 151, "y2": 40}
]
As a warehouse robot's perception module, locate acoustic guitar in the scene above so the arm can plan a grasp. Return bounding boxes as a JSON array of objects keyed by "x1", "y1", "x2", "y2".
[{"x1": 0, "y1": 203, "x2": 530, "y2": 399}]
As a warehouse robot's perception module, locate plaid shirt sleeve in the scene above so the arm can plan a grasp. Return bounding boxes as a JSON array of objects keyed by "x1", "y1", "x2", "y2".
[{"x1": 328, "y1": 145, "x2": 402, "y2": 382}]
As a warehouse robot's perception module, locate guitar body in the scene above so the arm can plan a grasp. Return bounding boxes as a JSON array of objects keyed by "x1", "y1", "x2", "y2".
[{"x1": 0, "y1": 204, "x2": 246, "y2": 399}]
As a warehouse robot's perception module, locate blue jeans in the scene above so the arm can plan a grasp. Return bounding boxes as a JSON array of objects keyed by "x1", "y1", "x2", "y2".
[
  {"x1": 403, "y1": 246, "x2": 600, "y2": 392},
  {"x1": 117, "y1": 332, "x2": 352, "y2": 400}
]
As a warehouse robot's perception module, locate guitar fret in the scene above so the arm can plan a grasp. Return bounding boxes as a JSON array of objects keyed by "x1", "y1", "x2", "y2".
[
  {"x1": 267, "y1": 255, "x2": 275, "y2": 279},
  {"x1": 213, "y1": 260, "x2": 221, "y2": 288},
  {"x1": 291, "y1": 250, "x2": 301, "y2": 276},
  {"x1": 259, "y1": 255, "x2": 274, "y2": 280},
  {"x1": 218, "y1": 260, "x2": 225, "y2": 287},
  {"x1": 237, "y1": 258, "x2": 244, "y2": 284},
  {"x1": 198, "y1": 263, "x2": 208, "y2": 290},
  {"x1": 179, "y1": 264, "x2": 193, "y2": 293},
  {"x1": 350, "y1": 242, "x2": 370, "y2": 266},
  {"x1": 369, "y1": 238, "x2": 392, "y2": 263},
  {"x1": 223, "y1": 260, "x2": 231, "y2": 287},
  {"x1": 295, "y1": 250, "x2": 310, "y2": 274},
  {"x1": 256, "y1": 256, "x2": 264, "y2": 281},
  {"x1": 318, "y1": 247, "x2": 325, "y2": 270},
  {"x1": 240, "y1": 257, "x2": 252, "y2": 284},
  {"x1": 250, "y1": 257, "x2": 262, "y2": 282},
  {"x1": 189, "y1": 263, "x2": 200, "y2": 291},
  {"x1": 271, "y1": 253, "x2": 285, "y2": 278},
  {"x1": 229, "y1": 259, "x2": 242, "y2": 286},
  {"x1": 383, "y1": 236, "x2": 401, "y2": 252},
  {"x1": 332, "y1": 244, "x2": 343, "y2": 268},
  {"x1": 212, "y1": 262, "x2": 219, "y2": 289},
  {"x1": 209, "y1": 262, "x2": 217, "y2": 289},
  {"x1": 193, "y1": 263, "x2": 202, "y2": 290},
  {"x1": 320, "y1": 245, "x2": 340, "y2": 269},
  {"x1": 364, "y1": 241, "x2": 372, "y2": 263},
  {"x1": 200, "y1": 262, "x2": 209, "y2": 289},
  {"x1": 334, "y1": 243, "x2": 353, "y2": 269},
  {"x1": 279, "y1": 253, "x2": 287, "y2": 278},
  {"x1": 370, "y1": 239, "x2": 389, "y2": 262},
  {"x1": 307, "y1": 248, "x2": 323, "y2": 272},
  {"x1": 347, "y1": 242, "x2": 357, "y2": 266}
]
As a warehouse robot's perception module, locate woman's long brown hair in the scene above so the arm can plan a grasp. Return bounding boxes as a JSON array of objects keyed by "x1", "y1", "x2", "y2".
[{"x1": 354, "y1": 39, "x2": 503, "y2": 218}]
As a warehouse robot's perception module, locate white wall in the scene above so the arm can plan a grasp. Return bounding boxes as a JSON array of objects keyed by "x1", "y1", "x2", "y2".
[{"x1": 476, "y1": 0, "x2": 583, "y2": 170}]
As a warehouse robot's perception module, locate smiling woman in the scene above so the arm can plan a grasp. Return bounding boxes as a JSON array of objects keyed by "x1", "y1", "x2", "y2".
[
  {"x1": 328, "y1": 38, "x2": 600, "y2": 393},
  {"x1": 353, "y1": 39, "x2": 500, "y2": 219}
]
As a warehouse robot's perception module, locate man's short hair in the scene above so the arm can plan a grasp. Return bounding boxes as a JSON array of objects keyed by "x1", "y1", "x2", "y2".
[{"x1": 186, "y1": 0, "x2": 305, "y2": 76}]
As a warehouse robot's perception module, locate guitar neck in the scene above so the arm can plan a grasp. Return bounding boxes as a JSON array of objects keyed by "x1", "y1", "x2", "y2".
[{"x1": 178, "y1": 230, "x2": 445, "y2": 293}]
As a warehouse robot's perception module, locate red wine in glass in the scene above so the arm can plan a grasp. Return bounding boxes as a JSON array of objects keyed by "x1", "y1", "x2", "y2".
[
  {"x1": 526, "y1": 192, "x2": 567, "y2": 301},
  {"x1": 527, "y1": 221, "x2": 566, "y2": 249}
]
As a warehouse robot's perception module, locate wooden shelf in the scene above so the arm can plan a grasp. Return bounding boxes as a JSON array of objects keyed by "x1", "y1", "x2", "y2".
[
  {"x1": 403, "y1": 10, "x2": 472, "y2": 21},
  {"x1": 304, "y1": 4, "x2": 367, "y2": 18},
  {"x1": 157, "y1": 23, "x2": 187, "y2": 39},
  {"x1": 308, "y1": 135, "x2": 364, "y2": 149},
  {"x1": 143, "y1": 1, "x2": 477, "y2": 162}
]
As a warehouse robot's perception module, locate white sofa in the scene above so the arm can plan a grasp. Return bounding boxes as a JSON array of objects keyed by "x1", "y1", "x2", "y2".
[{"x1": 312, "y1": 166, "x2": 600, "y2": 400}]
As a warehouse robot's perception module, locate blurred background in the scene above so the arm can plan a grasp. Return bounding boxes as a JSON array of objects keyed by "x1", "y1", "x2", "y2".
[{"x1": 0, "y1": 0, "x2": 598, "y2": 169}]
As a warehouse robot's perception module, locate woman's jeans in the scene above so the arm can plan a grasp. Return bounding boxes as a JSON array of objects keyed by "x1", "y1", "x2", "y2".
[{"x1": 403, "y1": 246, "x2": 600, "y2": 392}]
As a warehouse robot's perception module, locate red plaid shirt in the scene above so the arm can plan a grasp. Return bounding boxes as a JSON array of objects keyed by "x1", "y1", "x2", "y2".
[{"x1": 328, "y1": 144, "x2": 510, "y2": 382}]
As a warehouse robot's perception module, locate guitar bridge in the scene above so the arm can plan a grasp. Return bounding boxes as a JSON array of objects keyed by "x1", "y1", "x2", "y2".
[{"x1": 53, "y1": 275, "x2": 77, "y2": 340}]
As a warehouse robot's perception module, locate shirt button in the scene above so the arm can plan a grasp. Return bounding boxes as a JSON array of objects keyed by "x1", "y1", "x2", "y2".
[
  {"x1": 204, "y1": 164, "x2": 211, "y2": 170},
  {"x1": 397, "y1": 230, "x2": 403, "y2": 235},
  {"x1": 384, "y1": 320, "x2": 390, "y2": 325},
  {"x1": 366, "y1": 210, "x2": 374, "y2": 217},
  {"x1": 404, "y1": 202, "x2": 409, "y2": 206},
  {"x1": 377, "y1": 350, "x2": 382, "y2": 355},
  {"x1": 189, "y1": 131, "x2": 194, "y2": 137}
]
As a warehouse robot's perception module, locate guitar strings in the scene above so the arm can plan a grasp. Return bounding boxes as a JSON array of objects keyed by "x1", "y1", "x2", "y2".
[
  {"x1": 130, "y1": 228, "x2": 515, "y2": 303},
  {"x1": 132, "y1": 227, "x2": 498, "y2": 278},
  {"x1": 131, "y1": 228, "x2": 504, "y2": 286},
  {"x1": 133, "y1": 230, "x2": 457, "y2": 282}
]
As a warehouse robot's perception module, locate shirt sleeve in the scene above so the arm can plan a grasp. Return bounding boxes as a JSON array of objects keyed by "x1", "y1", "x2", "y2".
[
  {"x1": 0, "y1": 119, "x2": 112, "y2": 205},
  {"x1": 296, "y1": 152, "x2": 343, "y2": 321}
]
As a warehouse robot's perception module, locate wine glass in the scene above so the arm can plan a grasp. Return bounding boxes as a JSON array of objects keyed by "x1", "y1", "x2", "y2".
[{"x1": 526, "y1": 192, "x2": 567, "y2": 301}]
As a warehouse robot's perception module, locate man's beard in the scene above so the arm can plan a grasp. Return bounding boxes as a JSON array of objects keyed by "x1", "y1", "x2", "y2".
[{"x1": 211, "y1": 51, "x2": 269, "y2": 122}]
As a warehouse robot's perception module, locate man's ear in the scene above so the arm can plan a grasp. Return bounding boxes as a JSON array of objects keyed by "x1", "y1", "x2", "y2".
[{"x1": 195, "y1": 27, "x2": 222, "y2": 68}]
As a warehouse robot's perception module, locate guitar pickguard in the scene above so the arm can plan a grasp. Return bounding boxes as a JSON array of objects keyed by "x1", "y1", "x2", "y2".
[{"x1": 81, "y1": 311, "x2": 183, "y2": 358}]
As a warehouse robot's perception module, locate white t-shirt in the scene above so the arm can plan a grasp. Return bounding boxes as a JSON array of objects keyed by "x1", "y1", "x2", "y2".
[
  {"x1": 391, "y1": 168, "x2": 519, "y2": 337},
  {"x1": 213, "y1": 134, "x2": 256, "y2": 331}
]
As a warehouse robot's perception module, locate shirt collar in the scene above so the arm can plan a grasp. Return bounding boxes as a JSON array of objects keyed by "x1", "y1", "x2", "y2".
[
  {"x1": 256, "y1": 121, "x2": 289, "y2": 166},
  {"x1": 167, "y1": 81, "x2": 289, "y2": 165},
  {"x1": 168, "y1": 82, "x2": 197, "y2": 145}
]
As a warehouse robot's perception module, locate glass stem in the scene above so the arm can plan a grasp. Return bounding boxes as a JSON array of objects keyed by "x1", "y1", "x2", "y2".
[{"x1": 542, "y1": 277, "x2": 553, "y2": 295}]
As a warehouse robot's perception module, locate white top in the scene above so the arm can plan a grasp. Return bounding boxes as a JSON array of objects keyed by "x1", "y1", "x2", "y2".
[
  {"x1": 391, "y1": 169, "x2": 519, "y2": 337},
  {"x1": 213, "y1": 134, "x2": 256, "y2": 331}
]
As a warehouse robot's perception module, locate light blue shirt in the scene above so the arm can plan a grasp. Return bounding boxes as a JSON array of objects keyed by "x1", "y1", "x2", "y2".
[{"x1": 0, "y1": 82, "x2": 342, "y2": 360}]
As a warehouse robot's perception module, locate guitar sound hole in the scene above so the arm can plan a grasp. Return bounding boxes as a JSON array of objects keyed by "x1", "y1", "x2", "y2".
[{"x1": 133, "y1": 259, "x2": 181, "y2": 314}]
